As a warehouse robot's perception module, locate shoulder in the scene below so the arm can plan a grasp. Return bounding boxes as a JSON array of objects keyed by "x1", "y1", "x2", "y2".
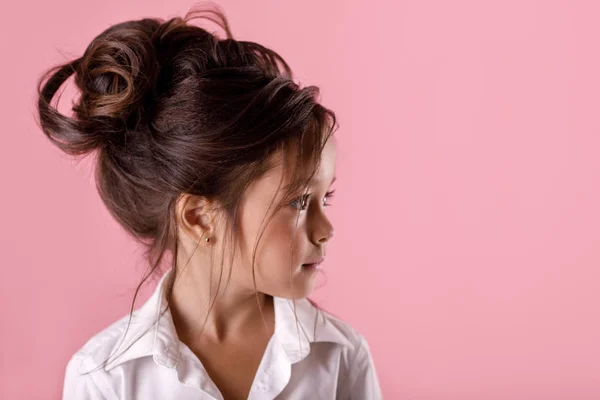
[
  {"x1": 68, "y1": 270, "x2": 171, "y2": 370},
  {"x1": 62, "y1": 314, "x2": 136, "y2": 399},
  {"x1": 65, "y1": 305, "x2": 158, "y2": 385},
  {"x1": 70, "y1": 313, "x2": 135, "y2": 370}
]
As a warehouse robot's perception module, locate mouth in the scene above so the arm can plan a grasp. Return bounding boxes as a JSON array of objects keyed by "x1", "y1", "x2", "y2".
[
  {"x1": 301, "y1": 263, "x2": 322, "y2": 271},
  {"x1": 302, "y1": 257, "x2": 325, "y2": 271}
]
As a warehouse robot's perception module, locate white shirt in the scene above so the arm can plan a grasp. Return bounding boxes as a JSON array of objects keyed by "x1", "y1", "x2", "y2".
[{"x1": 62, "y1": 269, "x2": 383, "y2": 399}]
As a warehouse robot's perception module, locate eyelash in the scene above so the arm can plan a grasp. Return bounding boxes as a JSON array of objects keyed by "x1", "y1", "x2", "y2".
[{"x1": 290, "y1": 190, "x2": 336, "y2": 211}]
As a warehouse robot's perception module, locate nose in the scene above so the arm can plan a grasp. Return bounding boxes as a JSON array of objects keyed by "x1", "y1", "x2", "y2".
[{"x1": 315, "y1": 214, "x2": 334, "y2": 244}]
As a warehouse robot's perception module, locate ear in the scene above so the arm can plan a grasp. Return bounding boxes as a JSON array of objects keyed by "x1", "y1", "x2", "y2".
[{"x1": 175, "y1": 193, "x2": 217, "y2": 243}]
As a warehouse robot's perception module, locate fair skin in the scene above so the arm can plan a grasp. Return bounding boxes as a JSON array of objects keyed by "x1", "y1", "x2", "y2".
[{"x1": 170, "y1": 135, "x2": 337, "y2": 400}]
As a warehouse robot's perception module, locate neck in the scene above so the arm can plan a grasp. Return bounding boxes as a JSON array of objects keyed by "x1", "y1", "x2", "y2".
[{"x1": 167, "y1": 253, "x2": 274, "y2": 343}]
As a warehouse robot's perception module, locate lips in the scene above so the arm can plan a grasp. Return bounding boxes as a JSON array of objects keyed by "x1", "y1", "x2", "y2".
[
  {"x1": 302, "y1": 256, "x2": 325, "y2": 269},
  {"x1": 304, "y1": 256, "x2": 325, "y2": 265}
]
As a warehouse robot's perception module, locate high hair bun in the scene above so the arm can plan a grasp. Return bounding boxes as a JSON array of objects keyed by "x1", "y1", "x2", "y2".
[
  {"x1": 73, "y1": 19, "x2": 162, "y2": 131},
  {"x1": 36, "y1": 3, "x2": 255, "y2": 155}
]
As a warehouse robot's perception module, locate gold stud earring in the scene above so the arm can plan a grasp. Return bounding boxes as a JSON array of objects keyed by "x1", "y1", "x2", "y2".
[{"x1": 205, "y1": 237, "x2": 210, "y2": 242}]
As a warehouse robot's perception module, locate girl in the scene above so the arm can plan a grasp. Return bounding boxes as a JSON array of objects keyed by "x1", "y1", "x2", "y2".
[{"x1": 36, "y1": 2, "x2": 382, "y2": 399}]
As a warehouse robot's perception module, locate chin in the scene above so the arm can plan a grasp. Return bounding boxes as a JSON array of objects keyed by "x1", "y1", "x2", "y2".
[
  {"x1": 277, "y1": 275, "x2": 319, "y2": 300},
  {"x1": 276, "y1": 290, "x2": 312, "y2": 301}
]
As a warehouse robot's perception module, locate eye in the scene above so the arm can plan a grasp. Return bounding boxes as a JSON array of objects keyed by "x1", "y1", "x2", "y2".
[
  {"x1": 289, "y1": 194, "x2": 310, "y2": 211},
  {"x1": 323, "y1": 190, "x2": 335, "y2": 207},
  {"x1": 289, "y1": 190, "x2": 335, "y2": 211}
]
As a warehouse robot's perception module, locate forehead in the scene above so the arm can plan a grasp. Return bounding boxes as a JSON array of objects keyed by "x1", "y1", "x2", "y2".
[
  {"x1": 307, "y1": 137, "x2": 336, "y2": 186},
  {"x1": 244, "y1": 137, "x2": 337, "y2": 206},
  {"x1": 269, "y1": 136, "x2": 337, "y2": 188}
]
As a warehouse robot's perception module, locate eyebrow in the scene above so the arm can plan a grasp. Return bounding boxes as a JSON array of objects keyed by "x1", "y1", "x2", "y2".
[
  {"x1": 282, "y1": 176, "x2": 336, "y2": 192},
  {"x1": 310, "y1": 175, "x2": 336, "y2": 186}
]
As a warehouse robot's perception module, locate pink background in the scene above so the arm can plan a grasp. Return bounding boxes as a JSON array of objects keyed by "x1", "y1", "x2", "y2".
[{"x1": 2, "y1": 0, "x2": 600, "y2": 398}]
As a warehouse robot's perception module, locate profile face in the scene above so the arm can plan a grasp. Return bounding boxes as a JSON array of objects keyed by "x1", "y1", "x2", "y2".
[{"x1": 233, "y1": 135, "x2": 337, "y2": 299}]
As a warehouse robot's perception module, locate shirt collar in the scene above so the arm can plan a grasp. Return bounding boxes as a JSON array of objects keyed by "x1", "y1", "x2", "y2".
[{"x1": 86, "y1": 268, "x2": 351, "y2": 372}]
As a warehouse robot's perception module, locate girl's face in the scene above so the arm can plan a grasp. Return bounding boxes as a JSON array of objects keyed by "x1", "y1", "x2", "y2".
[{"x1": 234, "y1": 136, "x2": 337, "y2": 300}]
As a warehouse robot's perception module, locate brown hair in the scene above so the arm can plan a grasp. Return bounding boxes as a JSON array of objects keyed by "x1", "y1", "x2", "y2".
[{"x1": 35, "y1": 1, "x2": 337, "y2": 369}]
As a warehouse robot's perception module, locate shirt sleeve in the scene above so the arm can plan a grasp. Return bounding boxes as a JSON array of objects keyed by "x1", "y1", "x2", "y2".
[
  {"x1": 62, "y1": 355, "x2": 108, "y2": 400},
  {"x1": 346, "y1": 335, "x2": 384, "y2": 400}
]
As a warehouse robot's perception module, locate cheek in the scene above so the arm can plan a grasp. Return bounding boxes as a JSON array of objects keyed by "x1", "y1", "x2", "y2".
[
  {"x1": 262, "y1": 216, "x2": 301, "y2": 262},
  {"x1": 238, "y1": 207, "x2": 299, "y2": 265},
  {"x1": 255, "y1": 214, "x2": 305, "y2": 276}
]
